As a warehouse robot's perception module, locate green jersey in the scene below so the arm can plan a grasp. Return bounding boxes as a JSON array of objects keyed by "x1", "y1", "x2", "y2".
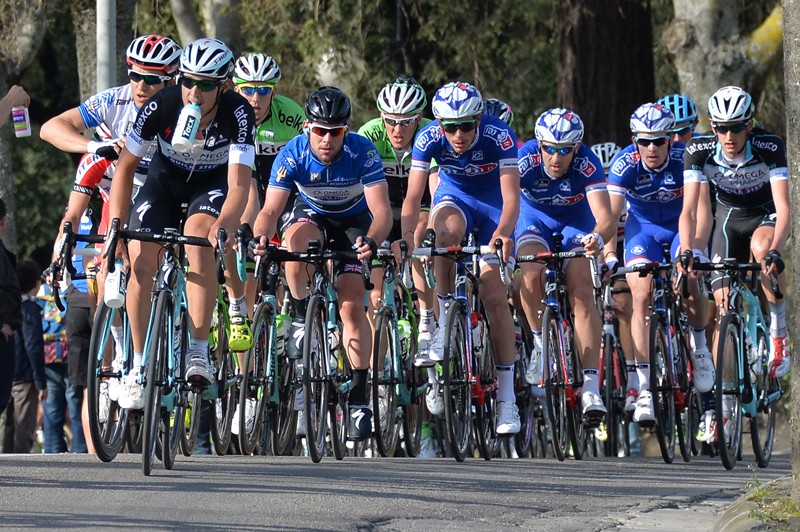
[
  {"x1": 358, "y1": 117, "x2": 434, "y2": 209},
  {"x1": 253, "y1": 94, "x2": 305, "y2": 197}
]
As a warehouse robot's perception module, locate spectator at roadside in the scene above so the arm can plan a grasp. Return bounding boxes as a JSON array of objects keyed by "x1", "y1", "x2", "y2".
[
  {"x1": 0, "y1": 198, "x2": 22, "y2": 415},
  {"x1": 2, "y1": 260, "x2": 47, "y2": 453}
]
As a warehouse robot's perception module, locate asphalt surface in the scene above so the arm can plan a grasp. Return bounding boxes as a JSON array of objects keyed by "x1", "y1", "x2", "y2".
[{"x1": 0, "y1": 449, "x2": 790, "y2": 530}]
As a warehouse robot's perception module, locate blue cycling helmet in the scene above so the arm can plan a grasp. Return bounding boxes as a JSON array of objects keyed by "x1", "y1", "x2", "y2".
[
  {"x1": 534, "y1": 108, "x2": 584, "y2": 145},
  {"x1": 431, "y1": 81, "x2": 483, "y2": 120},
  {"x1": 629, "y1": 103, "x2": 675, "y2": 135},
  {"x1": 657, "y1": 94, "x2": 697, "y2": 126},
  {"x1": 483, "y1": 98, "x2": 514, "y2": 126}
]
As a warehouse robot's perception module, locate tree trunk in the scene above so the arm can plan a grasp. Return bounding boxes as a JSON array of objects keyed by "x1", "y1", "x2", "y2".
[
  {"x1": 70, "y1": 0, "x2": 96, "y2": 101},
  {"x1": 171, "y1": 0, "x2": 203, "y2": 44},
  {"x1": 557, "y1": 0, "x2": 655, "y2": 146},
  {"x1": 202, "y1": 0, "x2": 241, "y2": 52},
  {"x1": 116, "y1": 0, "x2": 137, "y2": 85},
  {"x1": 665, "y1": 0, "x2": 783, "y2": 130},
  {"x1": 782, "y1": 0, "x2": 800, "y2": 504},
  {"x1": 0, "y1": 0, "x2": 55, "y2": 251}
]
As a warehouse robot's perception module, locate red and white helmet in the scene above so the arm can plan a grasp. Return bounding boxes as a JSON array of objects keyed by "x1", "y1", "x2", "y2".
[{"x1": 126, "y1": 35, "x2": 182, "y2": 75}]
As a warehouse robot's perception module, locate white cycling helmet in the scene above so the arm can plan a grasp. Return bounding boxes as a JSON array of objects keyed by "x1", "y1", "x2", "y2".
[
  {"x1": 233, "y1": 53, "x2": 281, "y2": 84},
  {"x1": 483, "y1": 98, "x2": 514, "y2": 126},
  {"x1": 534, "y1": 108, "x2": 584, "y2": 145},
  {"x1": 629, "y1": 102, "x2": 675, "y2": 135},
  {"x1": 126, "y1": 35, "x2": 182, "y2": 75},
  {"x1": 590, "y1": 142, "x2": 621, "y2": 172},
  {"x1": 707, "y1": 86, "x2": 754, "y2": 124},
  {"x1": 377, "y1": 77, "x2": 427, "y2": 115},
  {"x1": 180, "y1": 38, "x2": 234, "y2": 80},
  {"x1": 431, "y1": 81, "x2": 483, "y2": 120}
]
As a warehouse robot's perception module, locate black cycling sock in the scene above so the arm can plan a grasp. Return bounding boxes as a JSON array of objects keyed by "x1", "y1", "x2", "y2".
[
  {"x1": 349, "y1": 369, "x2": 368, "y2": 406},
  {"x1": 291, "y1": 296, "x2": 308, "y2": 321}
]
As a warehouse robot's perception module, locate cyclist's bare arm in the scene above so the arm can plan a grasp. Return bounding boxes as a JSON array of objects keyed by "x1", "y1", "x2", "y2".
[
  {"x1": 253, "y1": 186, "x2": 291, "y2": 243},
  {"x1": 40, "y1": 108, "x2": 92, "y2": 153},
  {"x1": 107, "y1": 147, "x2": 142, "y2": 229},
  {"x1": 585, "y1": 188, "x2": 616, "y2": 255},
  {"x1": 694, "y1": 182, "x2": 713, "y2": 251},
  {"x1": 678, "y1": 180, "x2": 706, "y2": 267},
  {"x1": 401, "y1": 167, "x2": 428, "y2": 246},
  {"x1": 769, "y1": 178, "x2": 791, "y2": 254},
  {"x1": 209, "y1": 163, "x2": 251, "y2": 250},
  {"x1": 363, "y1": 181, "x2": 392, "y2": 245},
  {"x1": 494, "y1": 167, "x2": 520, "y2": 259},
  {"x1": 241, "y1": 179, "x2": 261, "y2": 228}
]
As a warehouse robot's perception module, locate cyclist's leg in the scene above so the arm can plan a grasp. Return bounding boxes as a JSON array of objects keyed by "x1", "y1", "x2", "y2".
[{"x1": 414, "y1": 203, "x2": 435, "y2": 348}]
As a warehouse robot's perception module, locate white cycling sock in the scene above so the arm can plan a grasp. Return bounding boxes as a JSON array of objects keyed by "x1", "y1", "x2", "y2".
[
  {"x1": 637, "y1": 363, "x2": 650, "y2": 392},
  {"x1": 627, "y1": 363, "x2": 639, "y2": 393},
  {"x1": 496, "y1": 364, "x2": 515, "y2": 403},
  {"x1": 110, "y1": 325, "x2": 124, "y2": 361},
  {"x1": 437, "y1": 293, "x2": 453, "y2": 321},
  {"x1": 229, "y1": 295, "x2": 247, "y2": 317},
  {"x1": 769, "y1": 302, "x2": 788, "y2": 337},
  {"x1": 419, "y1": 309, "x2": 435, "y2": 333},
  {"x1": 582, "y1": 369, "x2": 599, "y2": 395},
  {"x1": 133, "y1": 351, "x2": 143, "y2": 371},
  {"x1": 189, "y1": 338, "x2": 209, "y2": 357},
  {"x1": 690, "y1": 327, "x2": 708, "y2": 352}
]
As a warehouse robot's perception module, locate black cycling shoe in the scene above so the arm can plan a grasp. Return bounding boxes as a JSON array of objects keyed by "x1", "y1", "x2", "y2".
[
  {"x1": 347, "y1": 404, "x2": 373, "y2": 441},
  {"x1": 286, "y1": 320, "x2": 305, "y2": 360}
]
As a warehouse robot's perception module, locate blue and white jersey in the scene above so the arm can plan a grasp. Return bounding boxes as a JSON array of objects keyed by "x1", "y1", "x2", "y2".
[
  {"x1": 269, "y1": 133, "x2": 386, "y2": 219},
  {"x1": 411, "y1": 114, "x2": 518, "y2": 195},
  {"x1": 608, "y1": 142, "x2": 685, "y2": 228},
  {"x1": 78, "y1": 84, "x2": 153, "y2": 187},
  {"x1": 518, "y1": 141, "x2": 606, "y2": 217}
]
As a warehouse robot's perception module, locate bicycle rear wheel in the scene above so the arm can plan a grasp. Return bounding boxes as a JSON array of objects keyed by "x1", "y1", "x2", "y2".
[
  {"x1": 86, "y1": 302, "x2": 129, "y2": 462},
  {"x1": 372, "y1": 306, "x2": 400, "y2": 457},
  {"x1": 174, "y1": 303, "x2": 200, "y2": 457},
  {"x1": 649, "y1": 315, "x2": 675, "y2": 464},
  {"x1": 239, "y1": 302, "x2": 274, "y2": 455},
  {"x1": 673, "y1": 319, "x2": 693, "y2": 463},
  {"x1": 474, "y1": 321, "x2": 498, "y2": 461},
  {"x1": 303, "y1": 294, "x2": 330, "y2": 463},
  {"x1": 142, "y1": 291, "x2": 169, "y2": 476},
  {"x1": 211, "y1": 309, "x2": 236, "y2": 455},
  {"x1": 716, "y1": 312, "x2": 743, "y2": 470},
  {"x1": 600, "y1": 332, "x2": 624, "y2": 458},
  {"x1": 542, "y1": 306, "x2": 569, "y2": 461},
  {"x1": 402, "y1": 348, "x2": 424, "y2": 457},
  {"x1": 566, "y1": 337, "x2": 587, "y2": 461},
  {"x1": 328, "y1": 346, "x2": 348, "y2": 461},
  {"x1": 750, "y1": 327, "x2": 776, "y2": 468},
  {"x1": 514, "y1": 325, "x2": 534, "y2": 458},
  {"x1": 442, "y1": 301, "x2": 471, "y2": 462}
]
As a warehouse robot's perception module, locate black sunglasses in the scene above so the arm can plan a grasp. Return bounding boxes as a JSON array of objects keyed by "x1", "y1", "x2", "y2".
[
  {"x1": 634, "y1": 136, "x2": 669, "y2": 147},
  {"x1": 673, "y1": 126, "x2": 693, "y2": 137},
  {"x1": 714, "y1": 122, "x2": 748, "y2": 134},
  {"x1": 440, "y1": 120, "x2": 477, "y2": 133},
  {"x1": 128, "y1": 70, "x2": 171, "y2": 85},
  {"x1": 180, "y1": 76, "x2": 221, "y2": 92}
]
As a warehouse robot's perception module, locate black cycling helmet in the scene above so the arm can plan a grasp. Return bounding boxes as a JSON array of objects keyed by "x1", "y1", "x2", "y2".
[{"x1": 305, "y1": 86, "x2": 352, "y2": 125}]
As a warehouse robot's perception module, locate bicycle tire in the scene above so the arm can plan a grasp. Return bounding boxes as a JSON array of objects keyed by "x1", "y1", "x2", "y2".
[
  {"x1": 673, "y1": 317, "x2": 693, "y2": 463},
  {"x1": 649, "y1": 315, "x2": 675, "y2": 464},
  {"x1": 86, "y1": 302, "x2": 129, "y2": 462},
  {"x1": 716, "y1": 312, "x2": 743, "y2": 470},
  {"x1": 175, "y1": 304, "x2": 201, "y2": 457},
  {"x1": 474, "y1": 318, "x2": 498, "y2": 461},
  {"x1": 600, "y1": 332, "x2": 619, "y2": 458},
  {"x1": 402, "y1": 351, "x2": 424, "y2": 457},
  {"x1": 566, "y1": 329, "x2": 587, "y2": 461},
  {"x1": 372, "y1": 306, "x2": 400, "y2": 457},
  {"x1": 442, "y1": 301, "x2": 471, "y2": 462},
  {"x1": 750, "y1": 326, "x2": 776, "y2": 468},
  {"x1": 239, "y1": 302, "x2": 274, "y2": 455},
  {"x1": 542, "y1": 306, "x2": 569, "y2": 461},
  {"x1": 303, "y1": 294, "x2": 330, "y2": 463},
  {"x1": 514, "y1": 325, "x2": 534, "y2": 458},
  {"x1": 125, "y1": 411, "x2": 143, "y2": 454},
  {"x1": 329, "y1": 347, "x2": 348, "y2": 461},
  {"x1": 142, "y1": 291, "x2": 169, "y2": 476},
  {"x1": 210, "y1": 305, "x2": 236, "y2": 456}
]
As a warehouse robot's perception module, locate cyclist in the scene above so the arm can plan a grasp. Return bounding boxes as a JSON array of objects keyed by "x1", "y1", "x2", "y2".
[
  {"x1": 401, "y1": 81, "x2": 521, "y2": 435},
  {"x1": 658, "y1": 93, "x2": 699, "y2": 145},
  {"x1": 608, "y1": 103, "x2": 712, "y2": 424},
  {"x1": 229, "y1": 52, "x2": 305, "y2": 436},
  {"x1": 679, "y1": 86, "x2": 790, "y2": 439},
  {"x1": 106, "y1": 38, "x2": 256, "y2": 409},
  {"x1": 252, "y1": 86, "x2": 392, "y2": 441},
  {"x1": 515, "y1": 108, "x2": 613, "y2": 424},
  {"x1": 357, "y1": 77, "x2": 437, "y2": 362}
]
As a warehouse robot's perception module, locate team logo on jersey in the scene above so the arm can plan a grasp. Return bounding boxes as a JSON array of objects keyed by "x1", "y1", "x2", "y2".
[
  {"x1": 537, "y1": 179, "x2": 549, "y2": 188},
  {"x1": 310, "y1": 172, "x2": 321, "y2": 182},
  {"x1": 499, "y1": 132, "x2": 513, "y2": 150},
  {"x1": 631, "y1": 245, "x2": 646, "y2": 256},
  {"x1": 559, "y1": 180, "x2": 571, "y2": 192},
  {"x1": 207, "y1": 136, "x2": 216, "y2": 148},
  {"x1": 663, "y1": 173, "x2": 675, "y2": 185},
  {"x1": 472, "y1": 150, "x2": 484, "y2": 161},
  {"x1": 464, "y1": 163, "x2": 498, "y2": 176},
  {"x1": 276, "y1": 165, "x2": 288, "y2": 182},
  {"x1": 207, "y1": 189, "x2": 224, "y2": 203},
  {"x1": 654, "y1": 188, "x2": 681, "y2": 202},
  {"x1": 136, "y1": 201, "x2": 152, "y2": 222},
  {"x1": 575, "y1": 157, "x2": 597, "y2": 178},
  {"x1": 549, "y1": 193, "x2": 584, "y2": 206},
  {"x1": 637, "y1": 174, "x2": 652, "y2": 185}
]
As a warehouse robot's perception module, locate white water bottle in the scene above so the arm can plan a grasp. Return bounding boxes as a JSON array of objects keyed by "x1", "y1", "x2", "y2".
[
  {"x1": 104, "y1": 260, "x2": 127, "y2": 309},
  {"x1": 172, "y1": 103, "x2": 201, "y2": 153}
]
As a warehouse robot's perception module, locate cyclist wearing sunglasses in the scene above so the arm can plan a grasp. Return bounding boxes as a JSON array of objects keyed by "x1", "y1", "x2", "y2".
[
  {"x1": 514, "y1": 108, "x2": 614, "y2": 424},
  {"x1": 608, "y1": 103, "x2": 714, "y2": 424},
  {"x1": 253, "y1": 86, "x2": 392, "y2": 441},
  {"x1": 358, "y1": 78, "x2": 440, "y2": 362},
  {"x1": 107, "y1": 38, "x2": 256, "y2": 408},
  {"x1": 679, "y1": 86, "x2": 791, "y2": 382},
  {"x1": 402, "y1": 81, "x2": 522, "y2": 435}
]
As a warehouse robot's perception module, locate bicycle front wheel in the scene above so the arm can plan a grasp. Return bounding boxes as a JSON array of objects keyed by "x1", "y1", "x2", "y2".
[
  {"x1": 672, "y1": 318, "x2": 693, "y2": 463},
  {"x1": 716, "y1": 312, "x2": 743, "y2": 470},
  {"x1": 86, "y1": 302, "x2": 129, "y2": 462},
  {"x1": 239, "y1": 302, "x2": 274, "y2": 455},
  {"x1": 474, "y1": 319, "x2": 498, "y2": 461},
  {"x1": 211, "y1": 306, "x2": 237, "y2": 456},
  {"x1": 372, "y1": 306, "x2": 400, "y2": 457},
  {"x1": 750, "y1": 326, "x2": 776, "y2": 468},
  {"x1": 442, "y1": 301, "x2": 471, "y2": 462},
  {"x1": 142, "y1": 291, "x2": 170, "y2": 476},
  {"x1": 303, "y1": 294, "x2": 330, "y2": 463},
  {"x1": 514, "y1": 326, "x2": 534, "y2": 458},
  {"x1": 542, "y1": 306, "x2": 569, "y2": 461},
  {"x1": 649, "y1": 315, "x2": 675, "y2": 464}
]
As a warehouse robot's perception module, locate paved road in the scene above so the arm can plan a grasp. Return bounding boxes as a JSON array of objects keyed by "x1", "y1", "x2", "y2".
[{"x1": 0, "y1": 449, "x2": 789, "y2": 531}]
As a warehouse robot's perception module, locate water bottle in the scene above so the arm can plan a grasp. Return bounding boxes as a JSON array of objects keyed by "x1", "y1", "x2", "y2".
[
  {"x1": 172, "y1": 103, "x2": 201, "y2": 153},
  {"x1": 470, "y1": 311, "x2": 484, "y2": 353},
  {"x1": 398, "y1": 318, "x2": 411, "y2": 355},
  {"x1": 104, "y1": 260, "x2": 127, "y2": 309},
  {"x1": 275, "y1": 313, "x2": 289, "y2": 356}
]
